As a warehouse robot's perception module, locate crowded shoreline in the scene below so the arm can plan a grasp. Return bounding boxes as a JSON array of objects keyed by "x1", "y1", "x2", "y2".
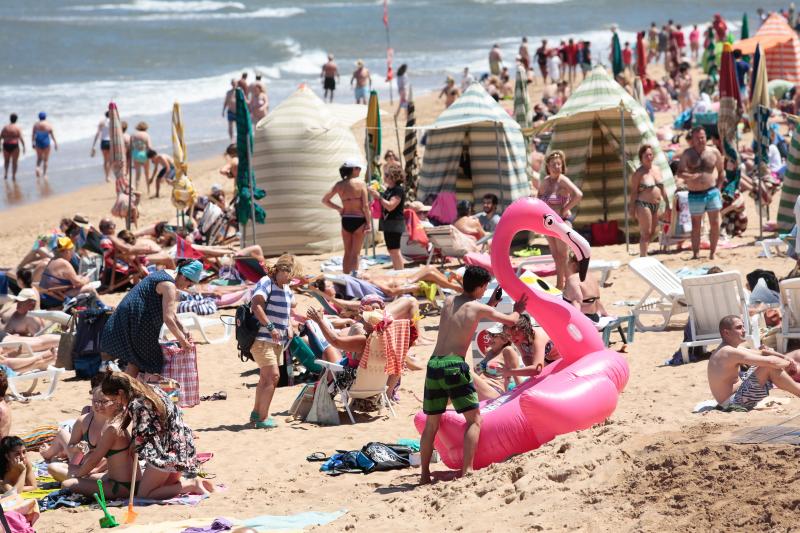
[{"x1": 3, "y1": 4, "x2": 800, "y2": 533}]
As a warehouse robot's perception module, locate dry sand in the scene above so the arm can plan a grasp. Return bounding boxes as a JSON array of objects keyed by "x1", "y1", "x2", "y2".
[{"x1": 4, "y1": 73, "x2": 800, "y2": 533}]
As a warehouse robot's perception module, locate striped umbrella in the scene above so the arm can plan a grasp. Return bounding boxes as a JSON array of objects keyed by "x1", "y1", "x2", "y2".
[
  {"x1": 514, "y1": 66, "x2": 534, "y2": 181},
  {"x1": 718, "y1": 43, "x2": 742, "y2": 195},
  {"x1": 751, "y1": 43, "x2": 770, "y2": 237},
  {"x1": 632, "y1": 76, "x2": 646, "y2": 107},
  {"x1": 778, "y1": 121, "x2": 800, "y2": 231},
  {"x1": 611, "y1": 32, "x2": 623, "y2": 78},
  {"x1": 403, "y1": 86, "x2": 420, "y2": 201},
  {"x1": 366, "y1": 90, "x2": 382, "y2": 183},
  {"x1": 108, "y1": 102, "x2": 130, "y2": 227}
]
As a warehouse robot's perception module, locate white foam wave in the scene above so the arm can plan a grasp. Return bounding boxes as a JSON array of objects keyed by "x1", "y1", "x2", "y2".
[
  {"x1": 17, "y1": 6, "x2": 304, "y2": 22},
  {"x1": 68, "y1": 0, "x2": 246, "y2": 12},
  {"x1": 471, "y1": 0, "x2": 571, "y2": 4}
]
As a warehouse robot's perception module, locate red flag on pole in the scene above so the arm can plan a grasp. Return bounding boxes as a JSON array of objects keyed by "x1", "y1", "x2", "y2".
[
  {"x1": 383, "y1": 0, "x2": 389, "y2": 27},
  {"x1": 386, "y1": 47, "x2": 394, "y2": 81}
]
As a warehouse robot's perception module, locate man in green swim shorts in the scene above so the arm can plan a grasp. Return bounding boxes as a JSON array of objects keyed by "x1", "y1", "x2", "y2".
[{"x1": 420, "y1": 266, "x2": 527, "y2": 484}]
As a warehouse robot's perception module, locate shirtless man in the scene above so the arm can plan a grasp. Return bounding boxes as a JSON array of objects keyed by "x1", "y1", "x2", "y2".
[
  {"x1": 677, "y1": 127, "x2": 724, "y2": 260},
  {"x1": 518, "y1": 37, "x2": 530, "y2": 72},
  {"x1": 454, "y1": 200, "x2": 486, "y2": 241},
  {"x1": 489, "y1": 44, "x2": 503, "y2": 76},
  {"x1": 321, "y1": 54, "x2": 340, "y2": 103},
  {"x1": 222, "y1": 79, "x2": 237, "y2": 141},
  {"x1": 237, "y1": 72, "x2": 249, "y2": 96},
  {"x1": 708, "y1": 315, "x2": 800, "y2": 410},
  {"x1": 420, "y1": 266, "x2": 526, "y2": 484},
  {"x1": 1, "y1": 114, "x2": 25, "y2": 180},
  {"x1": 32, "y1": 112, "x2": 57, "y2": 178},
  {"x1": 1, "y1": 289, "x2": 44, "y2": 337},
  {"x1": 147, "y1": 150, "x2": 175, "y2": 198},
  {"x1": 351, "y1": 60, "x2": 372, "y2": 105}
]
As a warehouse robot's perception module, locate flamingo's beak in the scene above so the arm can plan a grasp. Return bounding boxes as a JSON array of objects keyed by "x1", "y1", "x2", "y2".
[{"x1": 552, "y1": 220, "x2": 591, "y2": 281}]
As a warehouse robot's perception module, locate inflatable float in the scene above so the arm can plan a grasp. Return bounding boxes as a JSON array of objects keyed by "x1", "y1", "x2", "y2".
[{"x1": 414, "y1": 197, "x2": 630, "y2": 470}]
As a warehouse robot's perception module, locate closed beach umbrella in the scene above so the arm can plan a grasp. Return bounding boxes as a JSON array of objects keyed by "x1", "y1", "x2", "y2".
[
  {"x1": 514, "y1": 65, "x2": 533, "y2": 180},
  {"x1": 750, "y1": 43, "x2": 770, "y2": 237},
  {"x1": 108, "y1": 102, "x2": 130, "y2": 228},
  {"x1": 635, "y1": 31, "x2": 646, "y2": 78},
  {"x1": 366, "y1": 90, "x2": 382, "y2": 183},
  {"x1": 403, "y1": 87, "x2": 420, "y2": 201},
  {"x1": 778, "y1": 122, "x2": 800, "y2": 232},
  {"x1": 235, "y1": 87, "x2": 266, "y2": 244},
  {"x1": 741, "y1": 12, "x2": 750, "y2": 41},
  {"x1": 171, "y1": 102, "x2": 187, "y2": 180},
  {"x1": 718, "y1": 43, "x2": 742, "y2": 197},
  {"x1": 611, "y1": 32, "x2": 623, "y2": 79}
]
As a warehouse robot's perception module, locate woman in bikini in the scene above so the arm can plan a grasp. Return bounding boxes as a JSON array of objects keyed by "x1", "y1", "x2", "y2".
[
  {"x1": 537, "y1": 151, "x2": 583, "y2": 289},
  {"x1": 629, "y1": 144, "x2": 668, "y2": 257},
  {"x1": 130, "y1": 122, "x2": 152, "y2": 193},
  {"x1": 322, "y1": 160, "x2": 371, "y2": 275},
  {"x1": 1, "y1": 113, "x2": 25, "y2": 180},
  {"x1": 61, "y1": 390, "x2": 138, "y2": 499}
]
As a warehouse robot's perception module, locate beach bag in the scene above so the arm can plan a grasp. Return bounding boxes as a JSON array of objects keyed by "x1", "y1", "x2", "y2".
[
  {"x1": 590, "y1": 221, "x2": 619, "y2": 246},
  {"x1": 235, "y1": 304, "x2": 259, "y2": 362},
  {"x1": 72, "y1": 309, "x2": 110, "y2": 378},
  {"x1": 289, "y1": 383, "x2": 316, "y2": 420},
  {"x1": 55, "y1": 316, "x2": 76, "y2": 371},
  {"x1": 161, "y1": 341, "x2": 199, "y2": 408},
  {"x1": 360, "y1": 442, "x2": 411, "y2": 472},
  {"x1": 306, "y1": 378, "x2": 340, "y2": 426}
]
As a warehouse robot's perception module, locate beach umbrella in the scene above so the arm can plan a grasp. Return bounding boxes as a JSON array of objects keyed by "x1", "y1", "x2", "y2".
[
  {"x1": 750, "y1": 43, "x2": 771, "y2": 238},
  {"x1": 170, "y1": 102, "x2": 197, "y2": 228},
  {"x1": 366, "y1": 90, "x2": 382, "y2": 183},
  {"x1": 107, "y1": 102, "x2": 130, "y2": 228},
  {"x1": 741, "y1": 12, "x2": 750, "y2": 41},
  {"x1": 403, "y1": 87, "x2": 420, "y2": 201},
  {"x1": 611, "y1": 32, "x2": 623, "y2": 79},
  {"x1": 514, "y1": 65, "x2": 534, "y2": 181},
  {"x1": 635, "y1": 31, "x2": 647, "y2": 79},
  {"x1": 718, "y1": 43, "x2": 742, "y2": 197},
  {"x1": 235, "y1": 87, "x2": 266, "y2": 245},
  {"x1": 777, "y1": 121, "x2": 800, "y2": 231}
]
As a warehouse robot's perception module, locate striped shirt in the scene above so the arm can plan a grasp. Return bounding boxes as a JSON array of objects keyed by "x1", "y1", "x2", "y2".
[{"x1": 252, "y1": 275, "x2": 294, "y2": 343}]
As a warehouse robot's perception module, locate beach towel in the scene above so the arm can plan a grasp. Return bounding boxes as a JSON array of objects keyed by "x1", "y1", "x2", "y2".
[
  {"x1": 338, "y1": 275, "x2": 386, "y2": 301},
  {"x1": 178, "y1": 293, "x2": 218, "y2": 315},
  {"x1": 428, "y1": 191, "x2": 457, "y2": 225},
  {"x1": 176, "y1": 236, "x2": 205, "y2": 260},
  {"x1": 161, "y1": 342, "x2": 200, "y2": 408},
  {"x1": 360, "y1": 317, "x2": 409, "y2": 375},
  {"x1": 403, "y1": 209, "x2": 429, "y2": 247}
]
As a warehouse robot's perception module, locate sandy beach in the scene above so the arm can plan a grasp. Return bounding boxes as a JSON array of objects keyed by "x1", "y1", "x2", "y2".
[{"x1": 4, "y1": 62, "x2": 800, "y2": 533}]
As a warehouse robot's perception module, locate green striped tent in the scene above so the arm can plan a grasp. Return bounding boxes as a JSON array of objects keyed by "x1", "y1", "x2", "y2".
[
  {"x1": 533, "y1": 66, "x2": 675, "y2": 230},
  {"x1": 417, "y1": 83, "x2": 531, "y2": 211},
  {"x1": 252, "y1": 86, "x2": 362, "y2": 256},
  {"x1": 777, "y1": 122, "x2": 800, "y2": 232}
]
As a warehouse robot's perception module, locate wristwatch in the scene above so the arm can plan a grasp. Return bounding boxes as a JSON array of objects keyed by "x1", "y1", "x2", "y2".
[{"x1": 265, "y1": 322, "x2": 275, "y2": 332}]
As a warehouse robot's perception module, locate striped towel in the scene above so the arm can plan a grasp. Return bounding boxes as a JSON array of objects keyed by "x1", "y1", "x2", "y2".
[{"x1": 360, "y1": 318, "x2": 410, "y2": 376}]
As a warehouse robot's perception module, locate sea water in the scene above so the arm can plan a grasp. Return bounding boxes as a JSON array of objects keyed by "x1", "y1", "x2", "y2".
[{"x1": 0, "y1": 0, "x2": 786, "y2": 207}]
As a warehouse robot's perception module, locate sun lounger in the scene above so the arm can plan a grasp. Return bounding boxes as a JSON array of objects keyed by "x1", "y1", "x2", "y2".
[
  {"x1": 425, "y1": 226, "x2": 491, "y2": 266},
  {"x1": 315, "y1": 356, "x2": 396, "y2": 424},
  {"x1": 6, "y1": 366, "x2": 65, "y2": 401},
  {"x1": 777, "y1": 278, "x2": 800, "y2": 352},
  {"x1": 158, "y1": 313, "x2": 234, "y2": 345},
  {"x1": 629, "y1": 257, "x2": 688, "y2": 332},
  {"x1": 756, "y1": 237, "x2": 787, "y2": 258},
  {"x1": 515, "y1": 257, "x2": 621, "y2": 286},
  {"x1": 680, "y1": 271, "x2": 758, "y2": 363}
]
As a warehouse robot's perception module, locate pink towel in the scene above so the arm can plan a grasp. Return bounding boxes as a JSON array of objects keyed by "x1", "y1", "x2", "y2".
[{"x1": 428, "y1": 191, "x2": 457, "y2": 224}]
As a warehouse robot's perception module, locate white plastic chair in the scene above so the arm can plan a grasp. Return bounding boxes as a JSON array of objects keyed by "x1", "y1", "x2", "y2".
[
  {"x1": 159, "y1": 313, "x2": 234, "y2": 345},
  {"x1": 680, "y1": 271, "x2": 759, "y2": 363},
  {"x1": 777, "y1": 278, "x2": 800, "y2": 352},
  {"x1": 315, "y1": 341, "x2": 396, "y2": 424},
  {"x1": 6, "y1": 366, "x2": 65, "y2": 401},
  {"x1": 515, "y1": 257, "x2": 621, "y2": 286},
  {"x1": 629, "y1": 257, "x2": 688, "y2": 331}
]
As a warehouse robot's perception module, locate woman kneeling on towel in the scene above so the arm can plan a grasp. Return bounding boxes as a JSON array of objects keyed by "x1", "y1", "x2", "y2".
[{"x1": 100, "y1": 372, "x2": 213, "y2": 499}]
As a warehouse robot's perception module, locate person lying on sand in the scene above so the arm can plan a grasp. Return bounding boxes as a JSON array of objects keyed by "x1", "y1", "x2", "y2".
[{"x1": 708, "y1": 315, "x2": 800, "y2": 410}]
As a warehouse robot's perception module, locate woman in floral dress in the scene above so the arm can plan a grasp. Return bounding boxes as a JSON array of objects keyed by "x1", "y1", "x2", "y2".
[{"x1": 100, "y1": 372, "x2": 213, "y2": 499}]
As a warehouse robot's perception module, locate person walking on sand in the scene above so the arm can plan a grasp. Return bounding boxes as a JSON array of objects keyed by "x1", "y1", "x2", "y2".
[
  {"x1": 535, "y1": 40, "x2": 549, "y2": 83},
  {"x1": 677, "y1": 127, "x2": 724, "y2": 260},
  {"x1": 91, "y1": 111, "x2": 112, "y2": 182},
  {"x1": 222, "y1": 79, "x2": 237, "y2": 141},
  {"x1": 419, "y1": 266, "x2": 527, "y2": 484},
  {"x1": 518, "y1": 37, "x2": 531, "y2": 72},
  {"x1": 249, "y1": 83, "x2": 269, "y2": 125},
  {"x1": 351, "y1": 60, "x2": 372, "y2": 105},
  {"x1": 629, "y1": 144, "x2": 668, "y2": 257},
  {"x1": 321, "y1": 54, "x2": 340, "y2": 103},
  {"x1": 32, "y1": 112, "x2": 57, "y2": 178},
  {"x1": 1, "y1": 114, "x2": 24, "y2": 180},
  {"x1": 708, "y1": 315, "x2": 800, "y2": 410}
]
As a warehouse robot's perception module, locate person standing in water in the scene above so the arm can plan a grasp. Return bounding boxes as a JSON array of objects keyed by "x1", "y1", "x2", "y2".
[
  {"x1": 222, "y1": 79, "x2": 237, "y2": 141},
  {"x1": 1, "y1": 114, "x2": 25, "y2": 180},
  {"x1": 91, "y1": 111, "x2": 112, "y2": 182},
  {"x1": 31, "y1": 112, "x2": 57, "y2": 179},
  {"x1": 321, "y1": 54, "x2": 340, "y2": 103}
]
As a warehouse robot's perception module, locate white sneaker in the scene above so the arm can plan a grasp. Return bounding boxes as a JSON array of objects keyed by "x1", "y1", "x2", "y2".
[{"x1": 99, "y1": 360, "x2": 120, "y2": 373}]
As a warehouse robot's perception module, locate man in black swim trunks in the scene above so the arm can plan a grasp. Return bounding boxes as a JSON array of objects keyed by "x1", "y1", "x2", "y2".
[{"x1": 321, "y1": 54, "x2": 340, "y2": 103}]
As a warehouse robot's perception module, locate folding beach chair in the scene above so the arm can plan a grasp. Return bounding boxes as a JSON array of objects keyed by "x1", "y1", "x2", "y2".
[
  {"x1": 6, "y1": 366, "x2": 66, "y2": 402},
  {"x1": 680, "y1": 271, "x2": 758, "y2": 363},
  {"x1": 159, "y1": 313, "x2": 234, "y2": 345},
  {"x1": 235, "y1": 257, "x2": 268, "y2": 283},
  {"x1": 629, "y1": 257, "x2": 688, "y2": 332},
  {"x1": 425, "y1": 226, "x2": 491, "y2": 266},
  {"x1": 777, "y1": 278, "x2": 800, "y2": 352}
]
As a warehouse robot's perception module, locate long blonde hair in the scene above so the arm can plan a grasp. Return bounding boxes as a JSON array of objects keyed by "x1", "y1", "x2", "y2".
[{"x1": 100, "y1": 371, "x2": 166, "y2": 425}]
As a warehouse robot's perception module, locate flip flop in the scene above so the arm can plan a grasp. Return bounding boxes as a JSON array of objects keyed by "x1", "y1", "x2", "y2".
[
  {"x1": 253, "y1": 417, "x2": 277, "y2": 429},
  {"x1": 306, "y1": 452, "x2": 328, "y2": 462},
  {"x1": 201, "y1": 391, "x2": 227, "y2": 401}
]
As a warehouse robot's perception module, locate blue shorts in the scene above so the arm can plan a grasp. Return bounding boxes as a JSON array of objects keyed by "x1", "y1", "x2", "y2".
[
  {"x1": 354, "y1": 86, "x2": 368, "y2": 101},
  {"x1": 227, "y1": 110, "x2": 236, "y2": 122},
  {"x1": 687, "y1": 187, "x2": 722, "y2": 216}
]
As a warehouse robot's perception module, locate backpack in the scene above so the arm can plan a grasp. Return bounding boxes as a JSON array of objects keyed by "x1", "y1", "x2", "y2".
[
  {"x1": 235, "y1": 304, "x2": 259, "y2": 362},
  {"x1": 72, "y1": 309, "x2": 111, "y2": 378},
  {"x1": 360, "y1": 442, "x2": 412, "y2": 472}
]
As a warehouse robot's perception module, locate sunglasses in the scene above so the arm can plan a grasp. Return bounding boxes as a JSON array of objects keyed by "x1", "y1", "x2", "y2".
[{"x1": 92, "y1": 399, "x2": 114, "y2": 407}]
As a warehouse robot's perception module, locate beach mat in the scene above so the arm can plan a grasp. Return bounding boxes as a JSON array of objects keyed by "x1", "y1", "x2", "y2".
[
  {"x1": 729, "y1": 425, "x2": 800, "y2": 444},
  {"x1": 119, "y1": 509, "x2": 347, "y2": 533}
]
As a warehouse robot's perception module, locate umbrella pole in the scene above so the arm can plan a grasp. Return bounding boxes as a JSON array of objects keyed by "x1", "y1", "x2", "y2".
[
  {"x1": 246, "y1": 131, "x2": 257, "y2": 246},
  {"x1": 621, "y1": 106, "x2": 630, "y2": 254},
  {"x1": 127, "y1": 179, "x2": 132, "y2": 231},
  {"x1": 756, "y1": 133, "x2": 763, "y2": 240},
  {"x1": 394, "y1": 115, "x2": 403, "y2": 169},
  {"x1": 495, "y1": 122, "x2": 503, "y2": 207}
]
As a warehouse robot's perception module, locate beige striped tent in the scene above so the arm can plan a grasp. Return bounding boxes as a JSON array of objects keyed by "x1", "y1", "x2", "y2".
[
  {"x1": 252, "y1": 86, "x2": 362, "y2": 256},
  {"x1": 532, "y1": 66, "x2": 674, "y2": 230}
]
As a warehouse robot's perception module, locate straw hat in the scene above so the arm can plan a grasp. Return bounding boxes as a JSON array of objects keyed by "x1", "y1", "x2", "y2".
[{"x1": 355, "y1": 59, "x2": 364, "y2": 67}]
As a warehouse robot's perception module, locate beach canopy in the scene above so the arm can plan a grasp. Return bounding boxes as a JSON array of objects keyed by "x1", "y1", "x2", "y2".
[
  {"x1": 417, "y1": 83, "x2": 531, "y2": 211},
  {"x1": 734, "y1": 13, "x2": 800, "y2": 84},
  {"x1": 252, "y1": 85, "x2": 362, "y2": 256},
  {"x1": 778, "y1": 121, "x2": 800, "y2": 232},
  {"x1": 532, "y1": 66, "x2": 675, "y2": 230}
]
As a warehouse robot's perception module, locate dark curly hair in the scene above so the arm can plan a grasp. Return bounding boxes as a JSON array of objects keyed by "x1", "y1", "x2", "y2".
[{"x1": 0, "y1": 436, "x2": 25, "y2": 477}]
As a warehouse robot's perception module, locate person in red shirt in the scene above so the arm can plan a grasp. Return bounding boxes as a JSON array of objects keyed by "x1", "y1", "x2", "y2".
[
  {"x1": 712, "y1": 14, "x2": 727, "y2": 42},
  {"x1": 622, "y1": 42, "x2": 633, "y2": 74},
  {"x1": 565, "y1": 38, "x2": 578, "y2": 85},
  {"x1": 674, "y1": 24, "x2": 686, "y2": 54}
]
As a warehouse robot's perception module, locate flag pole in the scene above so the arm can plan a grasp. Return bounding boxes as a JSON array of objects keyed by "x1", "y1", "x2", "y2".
[
  {"x1": 621, "y1": 102, "x2": 630, "y2": 254},
  {"x1": 383, "y1": 0, "x2": 393, "y2": 104}
]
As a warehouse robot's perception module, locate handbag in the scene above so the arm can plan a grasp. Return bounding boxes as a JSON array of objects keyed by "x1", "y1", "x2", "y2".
[
  {"x1": 590, "y1": 220, "x2": 619, "y2": 246},
  {"x1": 289, "y1": 383, "x2": 316, "y2": 420},
  {"x1": 305, "y1": 378, "x2": 340, "y2": 426},
  {"x1": 161, "y1": 342, "x2": 199, "y2": 408},
  {"x1": 56, "y1": 316, "x2": 76, "y2": 371}
]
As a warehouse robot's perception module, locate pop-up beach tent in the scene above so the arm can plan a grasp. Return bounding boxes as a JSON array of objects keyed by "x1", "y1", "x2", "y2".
[
  {"x1": 532, "y1": 66, "x2": 675, "y2": 240},
  {"x1": 417, "y1": 84, "x2": 531, "y2": 211},
  {"x1": 252, "y1": 85, "x2": 363, "y2": 256},
  {"x1": 734, "y1": 13, "x2": 800, "y2": 84}
]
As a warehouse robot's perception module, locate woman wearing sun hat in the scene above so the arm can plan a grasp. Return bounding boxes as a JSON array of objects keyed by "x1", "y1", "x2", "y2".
[{"x1": 100, "y1": 259, "x2": 202, "y2": 376}]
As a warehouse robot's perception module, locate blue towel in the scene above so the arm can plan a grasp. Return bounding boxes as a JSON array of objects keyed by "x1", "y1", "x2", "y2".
[
  {"x1": 240, "y1": 510, "x2": 347, "y2": 531},
  {"x1": 0, "y1": 272, "x2": 8, "y2": 298},
  {"x1": 340, "y1": 275, "x2": 386, "y2": 301}
]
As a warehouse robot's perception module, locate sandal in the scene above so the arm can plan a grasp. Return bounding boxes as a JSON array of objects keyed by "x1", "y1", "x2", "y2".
[
  {"x1": 253, "y1": 417, "x2": 277, "y2": 429},
  {"x1": 306, "y1": 452, "x2": 328, "y2": 462},
  {"x1": 201, "y1": 391, "x2": 228, "y2": 401}
]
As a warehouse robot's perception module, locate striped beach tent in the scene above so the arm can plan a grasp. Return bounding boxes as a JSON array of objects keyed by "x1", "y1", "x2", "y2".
[
  {"x1": 734, "y1": 13, "x2": 800, "y2": 84},
  {"x1": 532, "y1": 65, "x2": 674, "y2": 230},
  {"x1": 777, "y1": 122, "x2": 800, "y2": 232},
  {"x1": 252, "y1": 85, "x2": 362, "y2": 256},
  {"x1": 417, "y1": 83, "x2": 530, "y2": 211}
]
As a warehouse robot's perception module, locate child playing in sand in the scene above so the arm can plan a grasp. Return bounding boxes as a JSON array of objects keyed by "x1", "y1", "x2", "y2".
[{"x1": 419, "y1": 266, "x2": 526, "y2": 484}]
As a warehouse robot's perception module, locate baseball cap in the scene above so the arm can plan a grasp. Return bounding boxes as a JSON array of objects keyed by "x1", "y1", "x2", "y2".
[
  {"x1": 341, "y1": 159, "x2": 364, "y2": 169},
  {"x1": 10, "y1": 288, "x2": 38, "y2": 303},
  {"x1": 486, "y1": 323, "x2": 505, "y2": 335}
]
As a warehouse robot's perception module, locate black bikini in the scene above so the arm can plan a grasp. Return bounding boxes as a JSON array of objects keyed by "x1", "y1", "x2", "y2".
[{"x1": 341, "y1": 214, "x2": 367, "y2": 233}]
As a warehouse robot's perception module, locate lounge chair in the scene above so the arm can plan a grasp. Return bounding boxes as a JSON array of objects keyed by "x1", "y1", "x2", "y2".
[
  {"x1": 6, "y1": 366, "x2": 66, "y2": 402},
  {"x1": 680, "y1": 271, "x2": 758, "y2": 363},
  {"x1": 425, "y1": 226, "x2": 491, "y2": 266},
  {"x1": 315, "y1": 353, "x2": 397, "y2": 424},
  {"x1": 629, "y1": 257, "x2": 688, "y2": 332},
  {"x1": 777, "y1": 278, "x2": 800, "y2": 352},
  {"x1": 235, "y1": 257, "x2": 268, "y2": 283},
  {"x1": 296, "y1": 288, "x2": 340, "y2": 316},
  {"x1": 158, "y1": 313, "x2": 234, "y2": 345},
  {"x1": 514, "y1": 257, "x2": 621, "y2": 286}
]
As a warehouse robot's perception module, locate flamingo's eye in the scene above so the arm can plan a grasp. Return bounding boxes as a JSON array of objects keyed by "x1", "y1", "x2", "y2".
[{"x1": 543, "y1": 215, "x2": 555, "y2": 227}]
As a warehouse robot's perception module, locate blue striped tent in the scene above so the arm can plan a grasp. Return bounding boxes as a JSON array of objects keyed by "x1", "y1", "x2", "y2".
[
  {"x1": 417, "y1": 84, "x2": 531, "y2": 210},
  {"x1": 532, "y1": 66, "x2": 675, "y2": 230}
]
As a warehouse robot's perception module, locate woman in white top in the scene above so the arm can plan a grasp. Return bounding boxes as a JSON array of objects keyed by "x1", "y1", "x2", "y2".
[{"x1": 91, "y1": 111, "x2": 112, "y2": 182}]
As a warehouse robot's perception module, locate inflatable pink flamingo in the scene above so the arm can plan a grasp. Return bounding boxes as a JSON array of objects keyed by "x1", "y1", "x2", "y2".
[{"x1": 414, "y1": 197, "x2": 629, "y2": 470}]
